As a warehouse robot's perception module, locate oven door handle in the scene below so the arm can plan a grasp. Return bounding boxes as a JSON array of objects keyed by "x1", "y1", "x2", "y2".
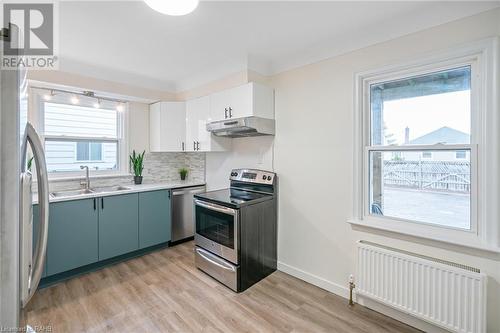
[
  {"x1": 196, "y1": 248, "x2": 236, "y2": 272},
  {"x1": 194, "y1": 199, "x2": 236, "y2": 216}
]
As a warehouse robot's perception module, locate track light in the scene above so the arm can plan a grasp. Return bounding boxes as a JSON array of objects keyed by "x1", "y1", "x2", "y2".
[
  {"x1": 93, "y1": 99, "x2": 101, "y2": 108},
  {"x1": 116, "y1": 103, "x2": 125, "y2": 112},
  {"x1": 70, "y1": 95, "x2": 79, "y2": 104},
  {"x1": 43, "y1": 90, "x2": 55, "y2": 101}
]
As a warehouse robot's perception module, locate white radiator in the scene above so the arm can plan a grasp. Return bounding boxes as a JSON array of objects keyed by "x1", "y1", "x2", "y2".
[{"x1": 357, "y1": 241, "x2": 487, "y2": 333}]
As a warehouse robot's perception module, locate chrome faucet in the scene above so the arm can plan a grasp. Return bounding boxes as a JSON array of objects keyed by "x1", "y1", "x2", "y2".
[{"x1": 80, "y1": 165, "x2": 90, "y2": 190}]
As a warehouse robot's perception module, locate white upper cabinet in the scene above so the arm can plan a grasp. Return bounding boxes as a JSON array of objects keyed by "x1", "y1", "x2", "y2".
[
  {"x1": 186, "y1": 96, "x2": 230, "y2": 152},
  {"x1": 149, "y1": 82, "x2": 272, "y2": 152},
  {"x1": 149, "y1": 101, "x2": 186, "y2": 152},
  {"x1": 209, "y1": 82, "x2": 274, "y2": 121}
]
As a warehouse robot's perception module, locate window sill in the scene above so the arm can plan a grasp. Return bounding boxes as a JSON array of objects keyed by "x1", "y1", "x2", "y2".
[{"x1": 348, "y1": 218, "x2": 500, "y2": 255}]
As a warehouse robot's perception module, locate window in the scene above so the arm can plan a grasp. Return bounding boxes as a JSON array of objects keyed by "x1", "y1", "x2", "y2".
[
  {"x1": 76, "y1": 142, "x2": 103, "y2": 162},
  {"x1": 368, "y1": 66, "x2": 472, "y2": 230},
  {"x1": 456, "y1": 150, "x2": 467, "y2": 159},
  {"x1": 41, "y1": 99, "x2": 125, "y2": 173},
  {"x1": 421, "y1": 151, "x2": 432, "y2": 159},
  {"x1": 352, "y1": 39, "x2": 500, "y2": 250}
]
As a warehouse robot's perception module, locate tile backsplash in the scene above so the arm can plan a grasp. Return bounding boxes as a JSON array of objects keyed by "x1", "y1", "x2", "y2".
[
  {"x1": 45, "y1": 152, "x2": 205, "y2": 193},
  {"x1": 142, "y1": 152, "x2": 205, "y2": 184}
]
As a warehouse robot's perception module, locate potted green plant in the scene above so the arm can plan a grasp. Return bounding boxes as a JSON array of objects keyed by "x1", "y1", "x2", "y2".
[
  {"x1": 179, "y1": 167, "x2": 188, "y2": 181},
  {"x1": 130, "y1": 150, "x2": 145, "y2": 184},
  {"x1": 27, "y1": 156, "x2": 34, "y2": 172}
]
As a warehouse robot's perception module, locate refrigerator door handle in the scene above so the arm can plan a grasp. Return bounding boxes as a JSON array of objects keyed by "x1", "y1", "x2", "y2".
[{"x1": 21, "y1": 122, "x2": 49, "y2": 307}]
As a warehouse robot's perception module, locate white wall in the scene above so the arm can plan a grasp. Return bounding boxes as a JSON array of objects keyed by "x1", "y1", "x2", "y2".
[
  {"x1": 268, "y1": 8, "x2": 500, "y2": 333},
  {"x1": 206, "y1": 136, "x2": 274, "y2": 190}
]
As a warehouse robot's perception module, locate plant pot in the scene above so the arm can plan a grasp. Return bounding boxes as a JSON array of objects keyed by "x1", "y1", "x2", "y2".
[
  {"x1": 180, "y1": 174, "x2": 186, "y2": 181},
  {"x1": 134, "y1": 176, "x2": 143, "y2": 185}
]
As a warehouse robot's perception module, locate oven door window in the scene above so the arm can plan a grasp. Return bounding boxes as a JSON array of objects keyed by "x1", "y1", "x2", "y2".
[{"x1": 196, "y1": 204, "x2": 235, "y2": 249}]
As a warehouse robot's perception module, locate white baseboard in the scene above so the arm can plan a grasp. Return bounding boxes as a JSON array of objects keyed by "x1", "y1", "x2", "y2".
[
  {"x1": 277, "y1": 261, "x2": 350, "y2": 299},
  {"x1": 277, "y1": 261, "x2": 446, "y2": 333}
]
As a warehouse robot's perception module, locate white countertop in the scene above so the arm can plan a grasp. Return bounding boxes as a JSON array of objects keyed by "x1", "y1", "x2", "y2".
[{"x1": 33, "y1": 181, "x2": 206, "y2": 204}]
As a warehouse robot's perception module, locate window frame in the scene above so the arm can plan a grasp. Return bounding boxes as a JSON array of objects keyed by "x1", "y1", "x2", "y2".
[
  {"x1": 33, "y1": 90, "x2": 130, "y2": 178},
  {"x1": 351, "y1": 38, "x2": 500, "y2": 252}
]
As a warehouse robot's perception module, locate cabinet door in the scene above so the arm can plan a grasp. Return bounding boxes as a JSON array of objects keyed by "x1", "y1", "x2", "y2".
[
  {"x1": 32, "y1": 204, "x2": 47, "y2": 278},
  {"x1": 150, "y1": 102, "x2": 186, "y2": 152},
  {"x1": 160, "y1": 102, "x2": 186, "y2": 152},
  {"x1": 149, "y1": 102, "x2": 161, "y2": 152},
  {"x1": 209, "y1": 89, "x2": 230, "y2": 121},
  {"x1": 186, "y1": 96, "x2": 211, "y2": 152},
  {"x1": 46, "y1": 199, "x2": 98, "y2": 276},
  {"x1": 226, "y1": 83, "x2": 253, "y2": 119},
  {"x1": 98, "y1": 193, "x2": 139, "y2": 260},
  {"x1": 139, "y1": 190, "x2": 171, "y2": 248}
]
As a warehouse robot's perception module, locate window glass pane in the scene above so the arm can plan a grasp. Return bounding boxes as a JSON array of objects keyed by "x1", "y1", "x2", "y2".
[
  {"x1": 371, "y1": 67, "x2": 471, "y2": 146},
  {"x1": 76, "y1": 142, "x2": 89, "y2": 161},
  {"x1": 369, "y1": 149, "x2": 471, "y2": 229},
  {"x1": 44, "y1": 102, "x2": 118, "y2": 138},
  {"x1": 45, "y1": 140, "x2": 117, "y2": 172},
  {"x1": 90, "y1": 142, "x2": 103, "y2": 161}
]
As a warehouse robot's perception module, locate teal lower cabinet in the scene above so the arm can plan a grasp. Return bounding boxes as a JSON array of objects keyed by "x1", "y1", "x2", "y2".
[
  {"x1": 139, "y1": 190, "x2": 171, "y2": 249},
  {"x1": 46, "y1": 199, "x2": 99, "y2": 276},
  {"x1": 32, "y1": 204, "x2": 47, "y2": 278},
  {"x1": 98, "y1": 193, "x2": 139, "y2": 260},
  {"x1": 37, "y1": 189, "x2": 175, "y2": 285}
]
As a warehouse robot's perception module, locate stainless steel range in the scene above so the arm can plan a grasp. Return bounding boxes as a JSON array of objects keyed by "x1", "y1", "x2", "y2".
[{"x1": 194, "y1": 169, "x2": 277, "y2": 292}]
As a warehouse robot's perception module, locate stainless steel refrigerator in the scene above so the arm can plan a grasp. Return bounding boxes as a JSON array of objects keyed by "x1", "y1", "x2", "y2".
[{"x1": 0, "y1": 24, "x2": 50, "y2": 329}]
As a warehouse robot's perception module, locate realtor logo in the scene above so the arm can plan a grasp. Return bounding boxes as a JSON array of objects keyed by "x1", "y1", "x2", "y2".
[{"x1": 2, "y1": 2, "x2": 58, "y2": 69}]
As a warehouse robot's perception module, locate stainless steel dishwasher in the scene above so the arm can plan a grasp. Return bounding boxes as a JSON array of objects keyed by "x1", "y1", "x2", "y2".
[{"x1": 171, "y1": 185, "x2": 206, "y2": 243}]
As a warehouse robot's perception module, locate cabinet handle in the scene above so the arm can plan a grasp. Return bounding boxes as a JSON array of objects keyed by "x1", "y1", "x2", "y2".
[
  {"x1": 101, "y1": 197, "x2": 104, "y2": 210},
  {"x1": 93, "y1": 198, "x2": 96, "y2": 210},
  {"x1": 193, "y1": 141, "x2": 196, "y2": 150},
  {"x1": 228, "y1": 107, "x2": 232, "y2": 118},
  {"x1": 182, "y1": 142, "x2": 185, "y2": 151},
  {"x1": 196, "y1": 141, "x2": 200, "y2": 151},
  {"x1": 224, "y1": 108, "x2": 228, "y2": 119}
]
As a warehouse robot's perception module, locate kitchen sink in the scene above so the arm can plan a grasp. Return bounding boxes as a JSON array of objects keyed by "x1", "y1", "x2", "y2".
[
  {"x1": 50, "y1": 189, "x2": 95, "y2": 198},
  {"x1": 50, "y1": 186, "x2": 132, "y2": 198},
  {"x1": 91, "y1": 186, "x2": 131, "y2": 193}
]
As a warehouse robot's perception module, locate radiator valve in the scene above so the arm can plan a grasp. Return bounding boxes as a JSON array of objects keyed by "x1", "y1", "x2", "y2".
[{"x1": 348, "y1": 274, "x2": 356, "y2": 306}]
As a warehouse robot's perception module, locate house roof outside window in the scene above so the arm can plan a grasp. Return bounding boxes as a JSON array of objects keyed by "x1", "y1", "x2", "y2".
[{"x1": 409, "y1": 126, "x2": 470, "y2": 145}]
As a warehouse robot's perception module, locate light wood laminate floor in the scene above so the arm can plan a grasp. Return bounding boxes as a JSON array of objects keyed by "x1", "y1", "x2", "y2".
[{"x1": 24, "y1": 241, "x2": 420, "y2": 333}]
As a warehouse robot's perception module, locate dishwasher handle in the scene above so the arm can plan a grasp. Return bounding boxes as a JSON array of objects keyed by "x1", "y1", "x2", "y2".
[{"x1": 172, "y1": 186, "x2": 206, "y2": 196}]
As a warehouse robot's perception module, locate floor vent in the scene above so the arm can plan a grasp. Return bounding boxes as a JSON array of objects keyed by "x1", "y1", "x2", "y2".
[{"x1": 357, "y1": 241, "x2": 487, "y2": 333}]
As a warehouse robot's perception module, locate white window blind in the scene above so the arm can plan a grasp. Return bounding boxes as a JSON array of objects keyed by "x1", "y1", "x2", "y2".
[
  {"x1": 44, "y1": 103, "x2": 117, "y2": 138},
  {"x1": 43, "y1": 102, "x2": 120, "y2": 172}
]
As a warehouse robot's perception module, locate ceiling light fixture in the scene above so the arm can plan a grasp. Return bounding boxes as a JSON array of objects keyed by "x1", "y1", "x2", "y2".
[{"x1": 143, "y1": 0, "x2": 199, "y2": 16}]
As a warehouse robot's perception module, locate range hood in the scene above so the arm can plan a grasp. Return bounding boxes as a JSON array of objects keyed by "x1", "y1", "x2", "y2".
[{"x1": 206, "y1": 116, "x2": 275, "y2": 138}]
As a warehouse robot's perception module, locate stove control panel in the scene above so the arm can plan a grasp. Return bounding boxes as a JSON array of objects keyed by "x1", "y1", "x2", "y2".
[{"x1": 230, "y1": 169, "x2": 275, "y2": 185}]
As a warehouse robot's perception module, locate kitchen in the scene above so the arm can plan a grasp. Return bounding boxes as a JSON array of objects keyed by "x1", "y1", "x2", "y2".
[{"x1": 1, "y1": 1, "x2": 500, "y2": 333}]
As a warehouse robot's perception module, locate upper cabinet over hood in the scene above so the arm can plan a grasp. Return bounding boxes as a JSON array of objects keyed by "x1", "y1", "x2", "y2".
[{"x1": 209, "y1": 82, "x2": 274, "y2": 121}]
